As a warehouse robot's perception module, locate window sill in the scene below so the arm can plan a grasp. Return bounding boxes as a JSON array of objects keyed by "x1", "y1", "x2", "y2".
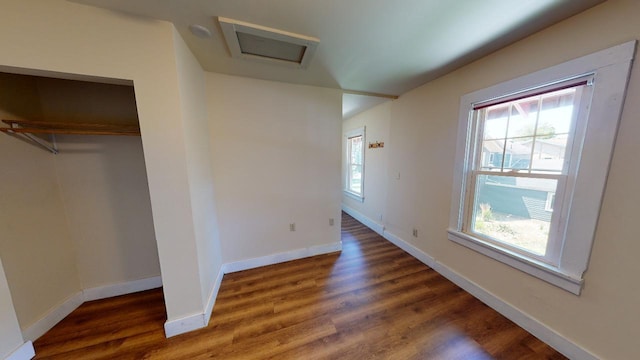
[
  {"x1": 343, "y1": 190, "x2": 364, "y2": 202},
  {"x1": 447, "y1": 229, "x2": 583, "y2": 295}
]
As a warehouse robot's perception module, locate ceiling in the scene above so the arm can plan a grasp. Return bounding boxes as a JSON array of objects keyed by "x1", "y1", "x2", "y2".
[{"x1": 70, "y1": 0, "x2": 604, "y2": 119}]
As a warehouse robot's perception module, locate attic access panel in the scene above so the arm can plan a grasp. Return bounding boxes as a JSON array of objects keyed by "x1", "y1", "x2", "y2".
[{"x1": 218, "y1": 17, "x2": 319, "y2": 69}]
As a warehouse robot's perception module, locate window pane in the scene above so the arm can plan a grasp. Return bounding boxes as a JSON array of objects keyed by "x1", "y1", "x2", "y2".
[
  {"x1": 538, "y1": 88, "x2": 576, "y2": 135},
  {"x1": 484, "y1": 106, "x2": 509, "y2": 140},
  {"x1": 349, "y1": 164, "x2": 362, "y2": 194},
  {"x1": 482, "y1": 86, "x2": 578, "y2": 175},
  {"x1": 480, "y1": 139, "x2": 505, "y2": 170},
  {"x1": 507, "y1": 99, "x2": 539, "y2": 138},
  {"x1": 531, "y1": 134, "x2": 569, "y2": 172},
  {"x1": 349, "y1": 136, "x2": 363, "y2": 165},
  {"x1": 471, "y1": 174, "x2": 558, "y2": 256},
  {"x1": 502, "y1": 138, "x2": 532, "y2": 171}
]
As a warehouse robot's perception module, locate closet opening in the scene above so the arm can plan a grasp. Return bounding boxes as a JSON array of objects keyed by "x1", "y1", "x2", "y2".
[{"x1": 0, "y1": 69, "x2": 162, "y2": 342}]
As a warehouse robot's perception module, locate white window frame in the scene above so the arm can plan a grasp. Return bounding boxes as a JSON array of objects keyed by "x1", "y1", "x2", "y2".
[
  {"x1": 344, "y1": 127, "x2": 365, "y2": 202},
  {"x1": 448, "y1": 41, "x2": 636, "y2": 295}
]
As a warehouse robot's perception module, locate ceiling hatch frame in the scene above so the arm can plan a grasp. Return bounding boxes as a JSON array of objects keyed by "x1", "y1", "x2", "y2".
[{"x1": 218, "y1": 16, "x2": 319, "y2": 69}]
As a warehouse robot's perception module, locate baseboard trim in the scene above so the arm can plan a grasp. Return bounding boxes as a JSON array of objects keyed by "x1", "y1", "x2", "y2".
[
  {"x1": 432, "y1": 262, "x2": 598, "y2": 360},
  {"x1": 5, "y1": 341, "x2": 35, "y2": 360},
  {"x1": 22, "y1": 276, "x2": 163, "y2": 342},
  {"x1": 22, "y1": 292, "x2": 84, "y2": 342},
  {"x1": 164, "y1": 266, "x2": 225, "y2": 338},
  {"x1": 341, "y1": 204, "x2": 384, "y2": 235},
  {"x1": 382, "y1": 229, "x2": 436, "y2": 268},
  {"x1": 164, "y1": 311, "x2": 208, "y2": 338},
  {"x1": 83, "y1": 276, "x2": 163, "y2": 301},
  {"x1": 345, "y1": 205, "x2": 597, "y2": 360},
  {"x1": 204, "y1": 268, "x2": 224, "y2": 324},
  {"x1": 223, "y1": 242, "x2": 342, "y2": 274}
]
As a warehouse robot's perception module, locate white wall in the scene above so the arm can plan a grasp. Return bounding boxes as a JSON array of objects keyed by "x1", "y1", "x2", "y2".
[
  {"x1": 53, "y1": 135, "x2": 160, "y2": 289},
  {"x1": 36, "y1": 78, "x2": 160, "y2": 290},
  {"x1": 342, "y1": 101, "x2": 392, "y2": 230},
  {"x1": 0, "y1": 72, "x2": 81, "y2": 332},
  {"x1": 206, "y1": 73, "x2": 342, "y2": 264},
  {"x1": 172, "y1": 29, "x2": 223, "y2": 312},
  {"x1": 0, "y1": 0, "x2": 213, "y2": 334},
  {"x1": 343, "y1": 1, "x2": 640, "y2": 358}
]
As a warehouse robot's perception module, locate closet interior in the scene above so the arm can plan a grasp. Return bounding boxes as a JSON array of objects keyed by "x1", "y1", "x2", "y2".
[{"x1": 0, "y1": 71, "x2": 161, "y2": 340}]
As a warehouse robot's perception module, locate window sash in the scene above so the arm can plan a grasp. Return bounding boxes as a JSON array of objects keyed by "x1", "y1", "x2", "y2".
[
  {"x1": 463, "y1": 171, "x2": 567, "y2": 265},
  {"x1": 344, "y1": 128, "x2": 365, "y2": 198},
  {"x1": 348, "y1": 164, "x2": 363, "y2": 194},
  {"x1": 463, "y1": 79, "x2": 591, "y2": 266}
]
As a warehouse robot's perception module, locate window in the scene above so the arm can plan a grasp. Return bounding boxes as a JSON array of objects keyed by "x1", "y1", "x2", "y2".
[
  {"x1": 345, "y1": 127, "x2": 365, "y2": 201},
  {"x1": 467, "y1": 80, "x2": 590, "y2": 262},
  {"x1": 448, "y1": 41, "x2": 635, "y2": 294}
]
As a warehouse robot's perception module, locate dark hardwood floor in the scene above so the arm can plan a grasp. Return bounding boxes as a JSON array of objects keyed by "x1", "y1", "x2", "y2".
[{"x1": 33, "y1": 213, "x2": 566, "y2": 359}]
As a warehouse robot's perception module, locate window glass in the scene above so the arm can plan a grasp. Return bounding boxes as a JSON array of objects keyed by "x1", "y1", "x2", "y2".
[
  {"x1": 468, "y1": 86, "x2": 582, "y2": 261},
  {"x1": 345, "y1": 128, "x2": 365, "y2": 200}
]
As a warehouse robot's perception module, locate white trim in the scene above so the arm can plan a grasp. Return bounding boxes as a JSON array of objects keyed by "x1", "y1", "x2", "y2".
[
  {"x1": 22, "y1": 276, "x2": 163, "y2": 342},
  {"x1": 204, "y1": 269, "x2": 224, "y2": 324},
  {"x1": 448, "y1": 229, "x2": 583, "y2": 294},
  {"x1": 164, "y1": 244, "x2": 342, "y2": 338},
  {"x1": 345, "y1": 205, "x2": 597, "y2": 360},
  {"x1": 341, "y1": 204, "x2": 384, "y2": 235},
  {"x1": 22, "y1": 292, "x2": 84, "y2": 342},
  {"x1": 163, "y1": 270, "x2": 224, "y2": 338},
  {"x1": 83, "y1": 276, "x2": 162, "y2": 301},
  {"x1": 222, "y1": 242, "x2": 342, "y2": 274},
  {"x1": 382, "y1": 229, "x2": 436, "y2": 268},
  {"x1": 4, "y1": 341, "x2": 34, "y2": 360},
  {"x1": 343, "y1": 190, "x2": 364, "y2": 202},
  {"x1": 218, "y1": 17, "x2": 319, "y2": 69},
  {"x1": 344, "y1": 126, "x2": 366, "y2": 199},
  {"x1": 164, "y1": 312, "x2": 208, "y2": 338},
  {"x1": 432, "y1": 262, "x2": 597, "y2": 360}
]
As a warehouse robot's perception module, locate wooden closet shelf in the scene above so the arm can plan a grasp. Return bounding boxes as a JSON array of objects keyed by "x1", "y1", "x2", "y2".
[{"x1": 1, "y1": 119, "x2": 141, "y2": 136}]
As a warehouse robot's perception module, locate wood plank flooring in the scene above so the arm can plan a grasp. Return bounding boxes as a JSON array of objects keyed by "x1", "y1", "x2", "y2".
[{"x1": 33, "y1": 213, "x2": 567, "y2": 359}]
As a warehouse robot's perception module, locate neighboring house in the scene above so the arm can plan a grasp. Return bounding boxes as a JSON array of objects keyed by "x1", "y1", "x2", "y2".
[
  {"x1": 480, "y1": 137, "x2": 565, "y2": 222},
  {"x1": 477, "y1": 176, "x2": 554, "y2": 222}
]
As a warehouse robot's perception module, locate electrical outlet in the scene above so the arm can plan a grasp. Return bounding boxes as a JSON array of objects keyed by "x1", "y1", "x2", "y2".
[
  {"x1": 289, "y1": 223, "x2": 296, "y2": 231},
  {"x1": 329, "y1": 218, "x2": 335, "y2": 226},
  {"x1": 412, "y1": 228, "x2": 418, "y2": 237}
]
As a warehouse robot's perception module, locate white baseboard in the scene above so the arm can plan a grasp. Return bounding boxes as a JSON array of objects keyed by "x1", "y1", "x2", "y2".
[
  {"x1": 22, "y1": 292, "x2": 84, "y2": 342},
  {"x1": 342, "y1": 204, "x2": 384, "y2": 235},
  {"x1": 345, "y1": 205, "x2": 597, "y2": 360},
  {"x1": 5, "y1": 341, "x2": 34, "y2": 360},
  {"x1": 204, "y1": 268, "x2": 224, "y2": 325},
  {"x1": 164, "y1": 267, "x2": 224, "y2": 338},
  {"x1": 164, "y1": 311, "x2": 208, "y2": 338},
  {"x1": 83, "y1": 276, "x2": 163, "y2": 301},
  {"x1": 164, "y1": 242, "x2": 343, "y2": 337},
  {"x1": 22, "y1": 276, "x2": 163, "y2": 343},
  {"x1": 382, "y1": 229, "x2": 436, "y2": 268},
  {"x1": 432, "y1": 262, "x2": 597, "y2": 360},
  {"x1": 223, "y1": 242, "x2": 342, "y2": 274}
]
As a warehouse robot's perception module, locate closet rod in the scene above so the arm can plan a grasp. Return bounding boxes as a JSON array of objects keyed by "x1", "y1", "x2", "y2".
[{"x1": 1, "y1": 118, "x2": 141, "y2": 154}]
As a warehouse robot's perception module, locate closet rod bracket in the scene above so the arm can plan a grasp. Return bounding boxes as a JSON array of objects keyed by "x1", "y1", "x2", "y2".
[{"x1": 6, "y1": 123, "x2": 59, "y2": 154}]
